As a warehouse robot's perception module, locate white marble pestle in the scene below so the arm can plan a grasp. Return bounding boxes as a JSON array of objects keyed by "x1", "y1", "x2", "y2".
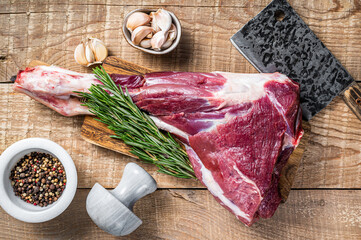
[{"x1": 86, "y1": 162, "x2": 157, "y2": 236}]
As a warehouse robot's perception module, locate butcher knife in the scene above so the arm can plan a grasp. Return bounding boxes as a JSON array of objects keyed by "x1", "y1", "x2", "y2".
[{"x1": 230, "y1": 0, "x2": 361, "y2": 121}]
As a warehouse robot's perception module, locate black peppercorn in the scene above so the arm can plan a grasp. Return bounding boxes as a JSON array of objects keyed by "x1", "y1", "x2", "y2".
[{"x1": 10, "y1": 152, "x2": 66, "y2": 207}]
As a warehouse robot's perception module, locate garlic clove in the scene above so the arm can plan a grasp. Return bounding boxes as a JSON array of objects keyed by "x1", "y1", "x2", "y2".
[
  {"x1": 131, "y1": 26, "x2": 154, "y2": 45},
  {"x1": 151, "y1": 9, "x2": 172, "y2": 33},
  {"x1": 140, "y1": 38, "x2": 152, "y2": 48},
  {"x1": 151, "y1": 31, "x2": 169, "y2": 51},
  {"x1": 167, "y1": 24, "x2": 177, "y2": 41},
  {"x1": 161, "y1": 39, "x2": 173, "y2": 49},
  {"x1": 126, "y1": 12, "x2": 151, "y2": 31},
  {"x1": 74, "y1": 43, "x2": 88, "y2": 66},
  {"x1": 146, "y1": 32, "x2": 153, "y2": 39},
  {"x1": 150, "y1": 12, "x2": 160, "y2": 32},
  {"x1": 85, "y1": 43, "x2": 95, "y2": 64},
  {"x1": 89, "y1": 38, "x2": 108, "y2": 62},
  {"x1": 159, "y1": 24, "x2": 177, "y2": 50}
]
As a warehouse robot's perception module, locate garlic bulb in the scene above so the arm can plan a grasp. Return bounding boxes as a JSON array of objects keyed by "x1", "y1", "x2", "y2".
[
  {"x1": 126, "y1": 12, "x2": 151, "y2": 31},
  {"x1": 74, "y1": 38, "x2": 108, "y2": 67}
]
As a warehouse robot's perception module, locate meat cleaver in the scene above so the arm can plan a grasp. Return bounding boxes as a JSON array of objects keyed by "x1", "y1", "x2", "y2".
[{"x1": 230, "y1": 0, "x2": 361, "y2": 121}]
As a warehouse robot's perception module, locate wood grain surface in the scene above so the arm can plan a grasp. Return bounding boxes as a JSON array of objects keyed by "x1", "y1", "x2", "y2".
[
  {"x1": 0, "y1": 0, "x2": 360, "y2": 83},
  {"x1": 0, "y1": 0, "x2": 361, "y2": 239},
  {"x1": 0, "y1": 189, "x2": 359, "y2": 239}
]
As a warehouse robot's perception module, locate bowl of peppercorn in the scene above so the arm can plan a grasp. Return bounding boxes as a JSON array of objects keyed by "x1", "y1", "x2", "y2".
[{"x1": 0, "y1": 138, "x2": 77, "y2": 223}]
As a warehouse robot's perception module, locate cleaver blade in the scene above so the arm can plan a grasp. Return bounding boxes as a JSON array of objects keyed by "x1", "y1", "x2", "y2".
[{"x1": 230, "y1": 0, "x2": 361, "y2": 121}]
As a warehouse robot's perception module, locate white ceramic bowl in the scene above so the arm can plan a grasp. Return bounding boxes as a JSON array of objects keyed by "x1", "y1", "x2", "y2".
[
  {"x1": 123, "y1": 9, "x2": 182, "y2": 55},
  {"x1": 0, "y1": 138, "x2": 77, "y2": 223}
]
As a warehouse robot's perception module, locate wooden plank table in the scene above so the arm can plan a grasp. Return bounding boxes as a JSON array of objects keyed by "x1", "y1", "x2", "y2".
[{"x1": 0, "y1": 0, "x2": 360, "y2": 239}]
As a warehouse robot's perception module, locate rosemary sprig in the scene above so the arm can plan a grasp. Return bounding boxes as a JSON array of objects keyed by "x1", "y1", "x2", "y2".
[{"x1": 76, "y1": 66, "x2": 195, "y2": 179}]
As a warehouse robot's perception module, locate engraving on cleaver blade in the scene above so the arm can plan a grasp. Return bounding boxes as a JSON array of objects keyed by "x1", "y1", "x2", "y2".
[{"x1": 230, "y1": 0, "x2": 354, "y2": 121}]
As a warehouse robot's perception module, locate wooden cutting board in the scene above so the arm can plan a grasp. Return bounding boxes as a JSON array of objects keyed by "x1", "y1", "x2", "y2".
[{"x1": 27, "y1": 57, "x2": 310, "y2": 201}]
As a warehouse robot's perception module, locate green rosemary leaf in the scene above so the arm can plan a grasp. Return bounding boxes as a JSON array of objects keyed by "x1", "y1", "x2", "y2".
[{"x1": 76, "y1": 66, "x2": 195, "y2": 179}]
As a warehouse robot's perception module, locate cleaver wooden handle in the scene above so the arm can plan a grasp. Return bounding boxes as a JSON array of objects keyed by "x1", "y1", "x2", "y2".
[{"x1": 341, "y1": 81, "x2": 361, "y2": 121}]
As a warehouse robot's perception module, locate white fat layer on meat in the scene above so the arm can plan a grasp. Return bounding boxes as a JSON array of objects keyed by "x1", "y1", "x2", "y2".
[
  {"x1": 202, "y1": 72, "x2": 298, "y2": 134},
  {"x1": 18, "y1": 65, "x2": 98, "y2": 96},
  {"x1": 232, "y1": 164, "x2": 262, "y2": 197},
  {"x1": 203, "y1": 109, "x2": 252, "y2": 133},
  {"x1": 282, "y1": 134, "x2": 295, "y2": 150},
  {"x1": 45, "y1": 65, "x2": 93, "y2": 76},
  {"x1": 151, "y1": 112, "x2": 250, "y2": 137},
  {"x1": 186, "y1": 146, "x2": 252, "y2": 222},
  {"x1": 214, "y1": 72, "x2": 293, "y2": 107},
  {"x1": 150, "y1": 116, "x2": 190, "y2": 141}
]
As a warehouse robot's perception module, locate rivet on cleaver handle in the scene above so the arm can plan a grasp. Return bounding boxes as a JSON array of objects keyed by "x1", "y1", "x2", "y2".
[
  {"x1": 230, "y1": 0, "x2": 361, "y2": 121},
  {"x1": 342, "y1": 82, "x2": 361, "y2": 121}
]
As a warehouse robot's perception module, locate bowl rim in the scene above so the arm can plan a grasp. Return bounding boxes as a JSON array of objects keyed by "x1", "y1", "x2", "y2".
[
  {"x1": 122, "y1": 8, "x2": 182, "y2": 55},
  {"x1": 0, "y1": 138, "x2": 77, "y2": 223}
]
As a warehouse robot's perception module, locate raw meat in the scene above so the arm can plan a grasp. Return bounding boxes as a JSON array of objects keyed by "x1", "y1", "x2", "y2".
[
  {"x1": 13, "y1": 65, "x2": 144, "y2": 116},
  {"x1": 13, "y1": 65, "x2": 97, "y2": 116},
  {"x1": 14, "y1": 66, "x2": 303, "y2": 226},
  {"x1": 132, "y1": 72, "x2": 303, "y2": 226}
]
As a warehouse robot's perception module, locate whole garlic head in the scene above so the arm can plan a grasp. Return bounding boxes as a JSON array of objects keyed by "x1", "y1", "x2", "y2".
[{"x1": 74, "y1": 38, "x2": 108, "y2": 67}]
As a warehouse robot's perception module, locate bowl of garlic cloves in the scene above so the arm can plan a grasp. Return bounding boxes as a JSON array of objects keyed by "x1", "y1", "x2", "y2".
[{"x1": 123, "y1": 9, "x2": 181, "y2": 54}]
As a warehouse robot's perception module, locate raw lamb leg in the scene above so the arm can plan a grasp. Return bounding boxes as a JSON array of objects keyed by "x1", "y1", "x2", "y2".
[{"x1": 13, "y1": 66, "x2": 303, "y2": 226}]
